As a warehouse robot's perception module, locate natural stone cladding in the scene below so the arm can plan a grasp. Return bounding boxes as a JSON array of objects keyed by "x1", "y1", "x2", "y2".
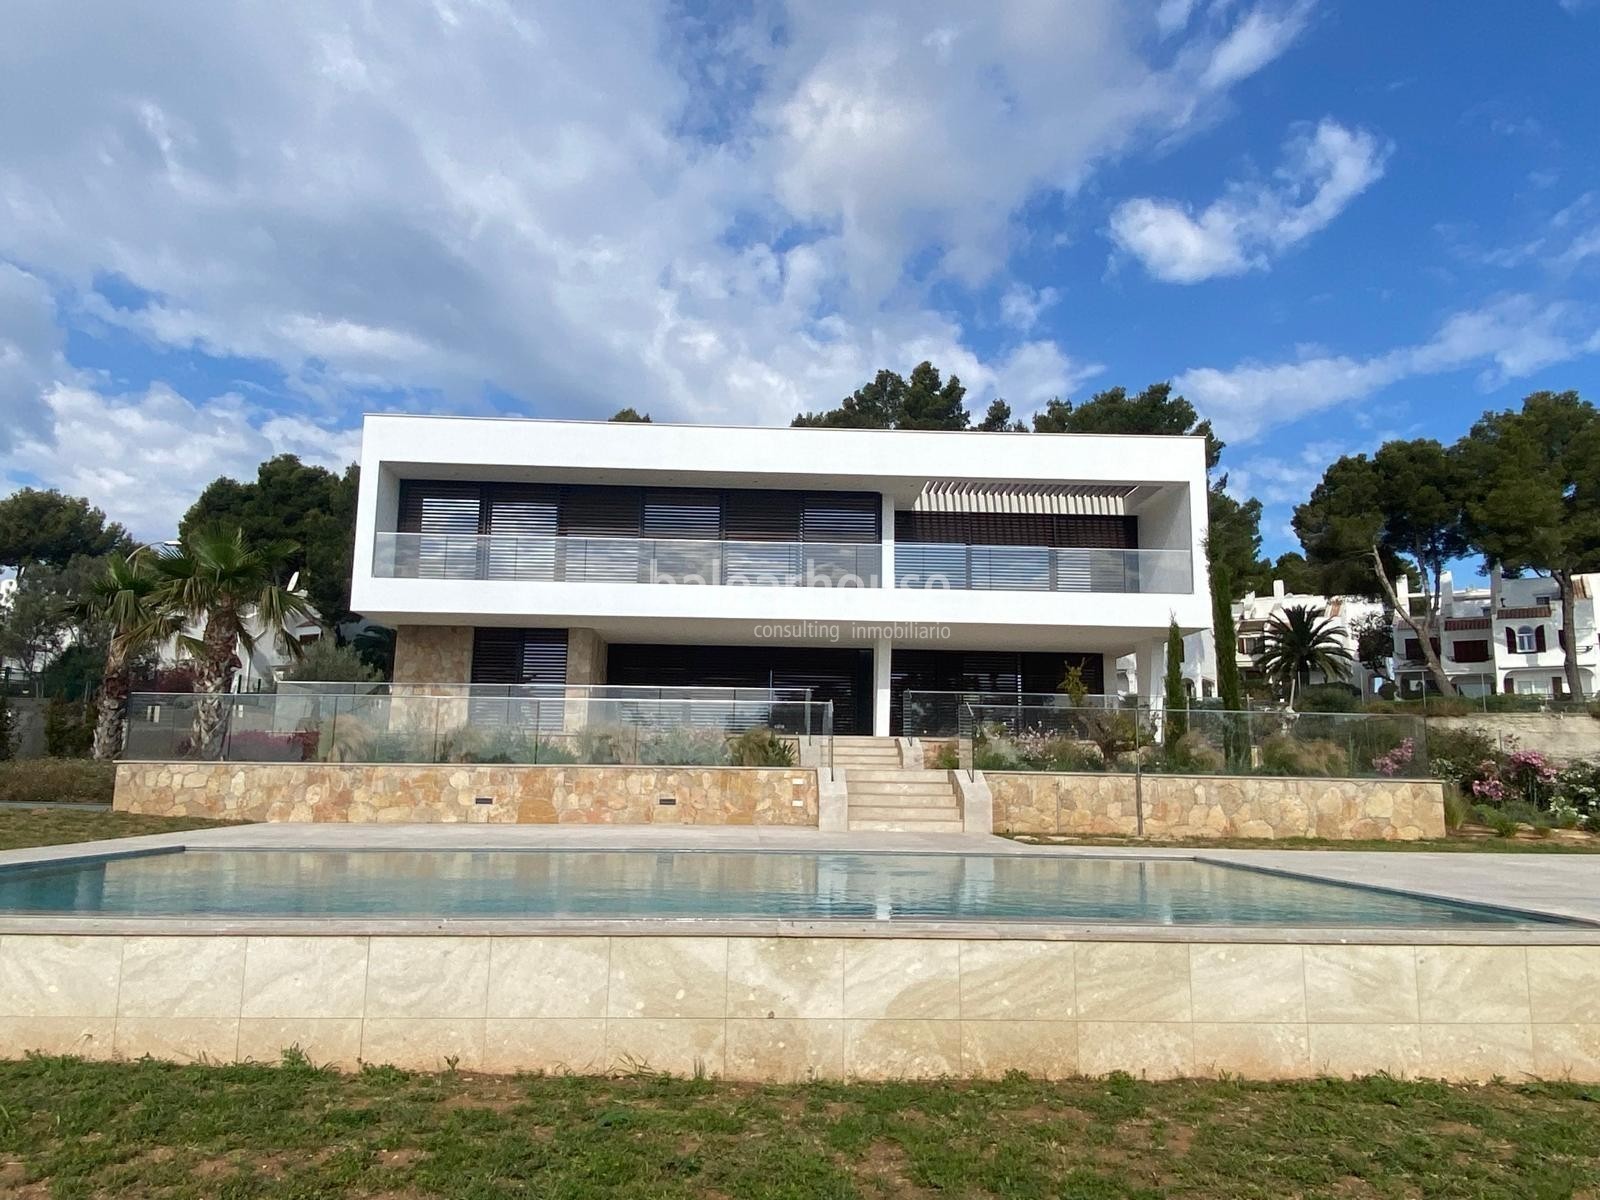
[
  {"x1": 114, "y1": 763, "x2": 819, "y2": 825},
  {"x1": 989, "y1": 772, "x2": 1446, "y2": 841}
]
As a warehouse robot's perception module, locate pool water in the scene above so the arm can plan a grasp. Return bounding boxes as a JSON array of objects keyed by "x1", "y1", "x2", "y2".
[{"x1": 0, "y1": 849, "x2": 1571, "y2": 926}]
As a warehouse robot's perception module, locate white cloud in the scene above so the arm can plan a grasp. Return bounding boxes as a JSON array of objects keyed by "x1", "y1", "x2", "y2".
[
  {"x1": 0, "y1": 264, "x2": 71, "y2": 452},
  {"x1": 1108, "y1": 118, "x2": 1390, "y2": 283},
  {"x1": 0, "y1": 0, "x2": 1319, "y2": 538},
  {"x1": 1197, "y1": 0, "x2": 1315, "y2": 91},
  {"x1": 0, "y1": 384, "x2": 360, "y2": 540},
  {"x1": 998, "y1": 283, "x2": 1060, "y2": 331},
  {"x1": 1176, "y1": 294, "x2": 1600, "y2": 441}
]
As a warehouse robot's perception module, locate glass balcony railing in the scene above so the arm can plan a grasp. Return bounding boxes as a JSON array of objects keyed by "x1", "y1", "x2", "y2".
[
  {"x1": 894, "y1": 544, "x2": 1191, "y2": 593},
  {"x1": 373, "y1": 533, "x2": 883, "y2": 587}
]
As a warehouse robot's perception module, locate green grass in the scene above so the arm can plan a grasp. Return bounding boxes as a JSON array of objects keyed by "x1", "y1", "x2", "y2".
[
  {"x1": 0, "y1": 807, "x2": 243, "y2": 851},
  {"x1": 2, "y1": 1057, "x2": 1599, "y2": 1198},
  {"x1": 1003, "y1": 832, "x2": 1600, "y2": 853}
]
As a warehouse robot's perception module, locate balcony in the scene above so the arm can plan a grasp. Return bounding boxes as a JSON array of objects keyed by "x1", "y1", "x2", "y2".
[
  {"x1": 373, "y1": 532, "x2": 883, "y2": 587},
  {"x1": 893, "y1": 543, "x2": 1191, "y2": 594}
]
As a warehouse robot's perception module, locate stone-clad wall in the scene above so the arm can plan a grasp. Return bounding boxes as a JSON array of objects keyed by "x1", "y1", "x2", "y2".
[
  {"x1": 990, "y1": 772, "x2": 1446, "y2": 840},
  {"x1": 114, "y1": 763, "x2": 819, "y2": 825},
  {"x1": 3, "y1": 935, "x2": 1594, "y2": 1082},
  {"x1": 391, "y1": 625, "x2": 474, "y2": 684}
]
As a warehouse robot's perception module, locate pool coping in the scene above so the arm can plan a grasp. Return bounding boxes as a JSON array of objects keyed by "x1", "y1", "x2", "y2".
[{"x1": 4, "y1": 824, "x2": 1600, "y2": 943}]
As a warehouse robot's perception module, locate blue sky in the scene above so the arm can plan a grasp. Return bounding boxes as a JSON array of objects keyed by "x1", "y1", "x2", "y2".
[{"x1": 0, "y1": 0, "x2": 1596, "y2": 550}]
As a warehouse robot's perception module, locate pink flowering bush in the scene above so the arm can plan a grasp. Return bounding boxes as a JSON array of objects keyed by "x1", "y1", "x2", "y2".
[{"x1": 1372, "y1": 737, "x2": 1415, "y2": 777}]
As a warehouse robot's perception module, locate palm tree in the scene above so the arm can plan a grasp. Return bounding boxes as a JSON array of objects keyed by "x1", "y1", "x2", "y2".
[
  {"x1": 148, "y1": 528, "x2": 316, "y2": 758},
  {"x1": 1259, "y1": 604, "x2": 1355, "y2": 707},
  {"x1": 79, "y1": 553, "x2": 174, "y2": 760}
]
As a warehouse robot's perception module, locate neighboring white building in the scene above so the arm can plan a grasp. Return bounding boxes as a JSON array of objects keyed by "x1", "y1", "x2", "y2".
[
  {"x1": 350, "y1": 415, "x2": 1214, "y2": 735},
  {"x1": 1234, "y1": 580, "x2": 1392, "y2": 697},
  {"x1": 1392, "y1": 571, "x2": 1600, "y2": 699}
]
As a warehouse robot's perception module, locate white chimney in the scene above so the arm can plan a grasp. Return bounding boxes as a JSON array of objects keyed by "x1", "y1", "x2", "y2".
[{"x1": 1272, "y1": 578, "x2": 1286, "y2": 601}]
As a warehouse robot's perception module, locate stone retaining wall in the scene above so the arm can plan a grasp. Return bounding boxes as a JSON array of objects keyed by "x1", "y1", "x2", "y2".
[
  {"x1": 1429, "y1": 713, "x2": 1598, "y2": 763},
  {"x1": 989, "y1": 772, "x2": 1445, "y2": 840},
  {"x1": 2, "y1": 934, "x2": 1592, "y2": 1081},
  {"x1": 113, "y1": 762, "x2": 818, "y2": 825}
]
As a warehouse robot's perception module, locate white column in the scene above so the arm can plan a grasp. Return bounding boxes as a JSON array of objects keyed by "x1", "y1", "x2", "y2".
[
  {"x1": 879, "y1": 492, "x2": 895, "y2": 589},
  {"x1": 1135, "y1": 638, "x2": 1165, "y2": 709},
  {"x1": 872, "y1": 637, "x2": 893, "y2": 736}
]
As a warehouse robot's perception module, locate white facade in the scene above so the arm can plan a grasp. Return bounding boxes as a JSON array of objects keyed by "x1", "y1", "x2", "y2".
[
  {"x1": 1234, "y1": 580, "x2": 1392, "y2": 697},
  {"x1": 1392, "y1": 571, "x2": 1599, "y2": 699},
  {"x1": 351, "y1": 415, "x2": 1213, "y2": 735}
]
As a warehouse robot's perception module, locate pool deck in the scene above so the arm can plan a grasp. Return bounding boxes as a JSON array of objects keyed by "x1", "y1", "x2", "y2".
[{"x1": 4, "y1": 824, "x2": 1600, "y2": 943}]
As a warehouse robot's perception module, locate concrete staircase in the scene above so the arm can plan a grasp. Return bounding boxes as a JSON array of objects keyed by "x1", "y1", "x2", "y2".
[{"x1": 833, "y1": 737, "x2": 963, "y2": 833}]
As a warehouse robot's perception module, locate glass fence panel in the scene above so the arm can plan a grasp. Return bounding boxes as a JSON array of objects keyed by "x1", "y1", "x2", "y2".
[
  {"x1": 901, "y1": 691, "x2": 1124, "y2": 738},
  {"x1": 122, "y1": 693, "x2": 834, "y2": 771},
  {"x1": 959, "y1": 703, "x2": 1428, "y2": 780}
]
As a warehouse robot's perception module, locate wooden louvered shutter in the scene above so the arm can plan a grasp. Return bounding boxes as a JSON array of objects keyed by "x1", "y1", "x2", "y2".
[
  {"x1": 1536, "y1": 625, "x2": 1548, "y2": 652},
  {"x1": 398, "y1": 481, "x2": 482, "y2": 534},
  {"x1": 397, "y1": 482, "x2": 482, "y2": 577},
  {"x1": 642, "y1": 490, "x2": 721, "y2": 539},
  {"x1": 1506, "y1": 628, "x2": 1517, "y2": 653},
  {"x1": 470, "y1": 628, "x2": 567, "y2": 684},
  {"x1": 483, "y1": 484, "x2": 557, "y2": 579},
  {"x1": 724, "y1": 489, "x2": 801, "y2": 541},
  {"x1": 800, "y1": 492, "x2": 879, "y2": 543}
]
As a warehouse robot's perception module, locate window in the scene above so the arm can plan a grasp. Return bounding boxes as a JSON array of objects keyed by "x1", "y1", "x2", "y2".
[
  {"x1": 1451, "y1": 639, "x2": 1490, "y2": 663},
  {"x1": 1516, "y1": 626, "x2": 1536, "y2": 653}
]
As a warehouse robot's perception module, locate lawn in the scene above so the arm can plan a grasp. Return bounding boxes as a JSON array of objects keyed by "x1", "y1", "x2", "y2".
[
  {"x1": 0, "y1": 808, "x2": 242, "y2": 851},
  {"x1": 1, "y1": 1056, "x2": 1598, "y2": 1198}
]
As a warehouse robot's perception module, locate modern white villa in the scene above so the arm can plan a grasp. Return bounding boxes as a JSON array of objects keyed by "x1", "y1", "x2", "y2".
[
  {"x1": 349, "y1": 415, "x2": 1213, "y2": 734},
  {"x1": 1392, "y1": 570, "x2": 1600, "y2": 699}
]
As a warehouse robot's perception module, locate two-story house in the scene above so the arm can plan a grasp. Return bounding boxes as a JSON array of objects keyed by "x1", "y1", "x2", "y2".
[
  {"x1": 1393, "y1": 571, "x2": 1599, "y2": 699},
  {"x1": 1233, "y1": 580, "x2": 1391, "y2": 698},
  {"x1": 349, "y1": 416, "x2": 1213, "y2": 735}
]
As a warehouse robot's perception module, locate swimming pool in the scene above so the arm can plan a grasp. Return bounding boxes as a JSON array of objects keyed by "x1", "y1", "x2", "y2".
[{"x1": 0, "y1": 848, "x2": 1572, "y2": 927}]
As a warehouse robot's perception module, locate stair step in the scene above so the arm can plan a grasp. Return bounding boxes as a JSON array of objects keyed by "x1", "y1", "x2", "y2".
[
  {"x1": 848, "y1": 782, "x2": 957, "y2": 798},
  {"x1": 847, "y1": 804, "x2": 960, "y2": 822},
  {"x1": 847, "y1": 792, "x2": 958, "y2": 809},
  {"x1": 849, "y1": 819, "x2": 966, "y2": 833},
  {"x1": 845, "y1": 769, "x2": 952, "y2": 783}
]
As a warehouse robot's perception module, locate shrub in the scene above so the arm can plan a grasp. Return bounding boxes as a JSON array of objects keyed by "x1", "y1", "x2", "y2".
[
  {"x1": 447, "y1": 725, "x2": 542, "y2": 764},
  {"x1": 225, "y1": 728, "x2": 319, "y2": 762},
  {"x1": 278, "y1": 639, "x2": 385, "y2": 684},
  {"x1": 44, "y1": 697, "x2": 93, "y2": 758},
  {"x1": 1297, "y1": 684, "x2": 1362, "y2": 713},
  {"x1": 1258, "y1": 734, "x2": 1348, "y2": 777},
  {"x1": 1015, "y1": 732, "x2": 1107, "y2": 772},
  {"x1": 0, "y1": 758, "x2": 116, "y2": 805},
  {"x1": 1158, "y1": 730, "x2": 1225, "y2": 775},
  {"x1": 638, "y1": 726, "x2": 730, "y2": 766},
  {"x1": 575, "y1": 726, "x2": 631, "y2": 764},
  {"x1": 727, "y1": 726, "x2": 795, "y2": 767},
  {"x1": 1441, "y1": 783, "x2": 1471, "y2": 830},
  {"x1": 931, "y1": 742, "x2": 959, "y2": 770},
  {"x1": 1476, "y1": 806, "x2": 1522, "y2": 838}
]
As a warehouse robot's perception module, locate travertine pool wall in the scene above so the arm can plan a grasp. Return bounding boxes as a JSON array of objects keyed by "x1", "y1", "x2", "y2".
[
  {"x1": 2, "y1": 934, "x2": 1596, "y2": 1082},
  {"x1": 113, "y1": 763, "x2": 819, "y2": 825},
  {"x1": 989, "y1": 772, "x2": 1447, "y2": 841}
]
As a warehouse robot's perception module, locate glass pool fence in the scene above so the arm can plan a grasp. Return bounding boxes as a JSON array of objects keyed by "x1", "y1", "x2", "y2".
[
  {"x1": 122, "y1": 692, "x2": 834, "y2": 773},
  {"x1": 956, "y1": 702, "x2": 1428, "y2": 781}
]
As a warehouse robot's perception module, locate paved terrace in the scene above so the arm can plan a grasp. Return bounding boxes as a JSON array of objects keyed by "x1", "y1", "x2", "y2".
[{"x1": 3, "y1": 825, "x2": 1599, "y2": 943}]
